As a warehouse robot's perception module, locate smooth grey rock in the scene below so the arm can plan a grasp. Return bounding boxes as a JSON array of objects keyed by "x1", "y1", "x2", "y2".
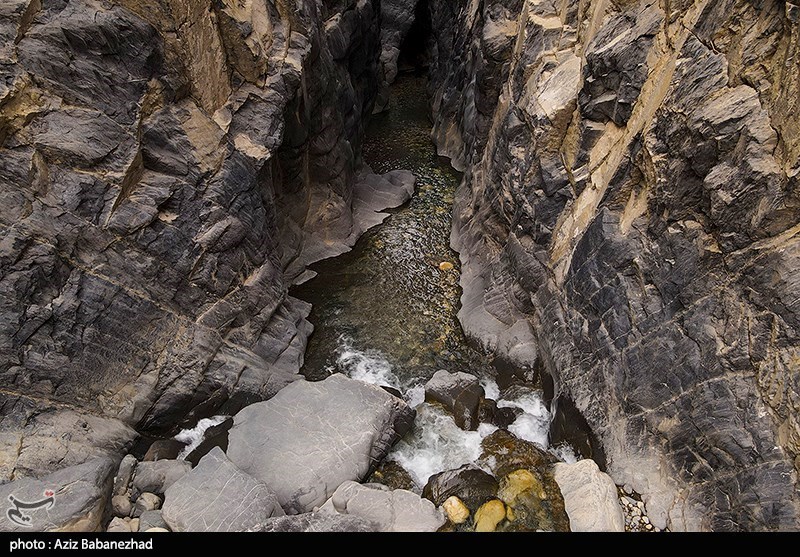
[
  {"x1": 138, "y1": 510, "x2": 168, "y2": 532},
  {"x1": 553, "y1": 459, "x2": 625, "y2": 532},
  {"x1": 319, "y1": 481, "x2": 446, "y2": 532},
  {"x1": 162, "y1": 447, "x2": 283, "y2": 532},
  {"x1": 251, "y1": 512, "x2": 379, "y2": 532},
  {"x1": 132, "y1": 460, "x2": 192, "y2": 498},
  {"x1": 424, "y1": 370, "x2": 485, "y2": 430},
  {"x1": 227, "y1": 374, "x2": 415, "y2": 513},
  {"x1": 0, "y1": 457, "x2": 115, "y2": 532},
  {"x1": 112, "y1": 454, "x2": 137, "y2": 497}
]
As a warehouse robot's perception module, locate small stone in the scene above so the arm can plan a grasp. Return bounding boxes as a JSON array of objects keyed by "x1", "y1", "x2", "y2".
[
  {"x1": 133, "y1": 492, "x2": 161, "y2": 517},
  {"x1": 144, "y1": 527, "x2": 170, "y2": 532},
  {"x1": 642, "y1": 516, "x2": 650, "y2": 524},
  {"x1": 474, "y1": 499, "x2": 506, "y2": 532},
  {"x1": 138, "y1": 510, "x2": 168, "y2": 532},
  {"x1": 442, "y1": 496, "x2": 470, "y2": 524},
  {"x1": 111, "y1": 494, "x2": 132, "y2": 517},
  {"x1": 636, "y1": 501, "x2": 645, "y2": 510},
  {"x1": 631, "y1": 506, "x2": 642, "y2": 517},
  {"x1": 107, "y1": 517, "x2": 131, "y2": 533},
  {"x1": 645, "y1": 523, "x2": 654, "y2": 531},
  {"x1": 129, "y1": 518, "x2": 140, "y2": 532},
  {"x1": 438, "y1": 261, "x2": 454, "y2": 271}
]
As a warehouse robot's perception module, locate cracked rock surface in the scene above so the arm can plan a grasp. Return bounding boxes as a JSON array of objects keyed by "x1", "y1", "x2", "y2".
[{"x1": 427, "y1": 0, "x2": 800, "y2": 531}]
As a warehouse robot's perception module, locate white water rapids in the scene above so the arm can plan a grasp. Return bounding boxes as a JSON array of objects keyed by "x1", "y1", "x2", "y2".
[{"x1": 332, "y1": 336, "x2": 578, "y2": 489}]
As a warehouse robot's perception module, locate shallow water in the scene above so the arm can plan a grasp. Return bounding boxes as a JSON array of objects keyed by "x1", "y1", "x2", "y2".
[
  {"x1": 291, "y1": 75, "x2": 575, "y2": 489},
  {"x1": 293, "y1": 75, "x2": 493, "y2": 387}
]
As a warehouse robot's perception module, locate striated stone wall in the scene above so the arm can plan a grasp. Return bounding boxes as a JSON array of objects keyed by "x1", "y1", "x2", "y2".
[
  {"x1": 0, "y1": 0, "x2": 382, "y2": 479},
  {"x1": 428, "y1": 0, "x2": 800, "y2": 531}
]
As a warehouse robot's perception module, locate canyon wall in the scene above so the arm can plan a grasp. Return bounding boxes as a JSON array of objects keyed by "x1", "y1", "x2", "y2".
[
  {"x1": 0, "y1": 0, "x2": 381, "y2": 480},
  {"x1": 427, "y1": 0, "x2": 800, "y2": 531}
]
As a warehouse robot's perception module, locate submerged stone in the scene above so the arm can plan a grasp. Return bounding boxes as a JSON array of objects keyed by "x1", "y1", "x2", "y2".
[
  {"x1": 474, "y1": 499, "x2": 506, "y2": 532},
  {"x1": 443, "y1": 496, "x2": 470, "y2": 524}
]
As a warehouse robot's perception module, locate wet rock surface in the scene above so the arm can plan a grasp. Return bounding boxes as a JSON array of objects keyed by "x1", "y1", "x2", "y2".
[{"x1": 424, "y1": 369, "x2": 485, "y2": 430}]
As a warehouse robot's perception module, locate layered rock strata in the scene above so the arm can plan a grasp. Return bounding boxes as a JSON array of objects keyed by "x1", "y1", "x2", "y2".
[
  {"x1": 427, "y1": 0, "x2": 800, "y2": 531},
  {"x1": 0, "y1": 0, "x2": 393, "y2": 481}
]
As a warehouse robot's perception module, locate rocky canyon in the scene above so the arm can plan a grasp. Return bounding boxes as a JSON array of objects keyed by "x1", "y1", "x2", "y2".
[{"x1": 0, "y1": 0, "x2": 798, "y2": 533}]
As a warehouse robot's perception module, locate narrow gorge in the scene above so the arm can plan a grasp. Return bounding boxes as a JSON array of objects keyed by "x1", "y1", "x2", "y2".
[{"x1": 1, "y1": 0, "x2": 799, "y2": 533}]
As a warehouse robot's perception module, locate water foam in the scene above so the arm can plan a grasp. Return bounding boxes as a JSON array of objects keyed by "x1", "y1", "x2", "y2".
[
  {"x1": 334, "y1": 338, "x2": 581, "y2": 486},
  {"x1": 335, "y1": 337, "x2": 401, "y2": 389},
  {"x1": 387, "y1": 404, "x2": 498, "y2": 488},
  {"x1": 174, "y1": 415, "x2": 228, "y2": 460},
  {"x1": 498, "y1": 389, "x2": 551, "y2": 449}
]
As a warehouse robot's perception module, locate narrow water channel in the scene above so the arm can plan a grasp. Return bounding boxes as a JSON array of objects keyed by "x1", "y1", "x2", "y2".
[{"x1": 291, "y1": 75, "x2": 578, "y2": 490}]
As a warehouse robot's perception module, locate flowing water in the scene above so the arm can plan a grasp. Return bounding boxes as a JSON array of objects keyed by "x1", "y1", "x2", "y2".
[{"x1": 291, "y1": 75, "x2": 577, "y2": 490}]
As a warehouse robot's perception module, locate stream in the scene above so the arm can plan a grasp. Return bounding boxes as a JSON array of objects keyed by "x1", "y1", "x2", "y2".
[{"x1": 290, "y1": 74, "x2": 578, "y2": 491}]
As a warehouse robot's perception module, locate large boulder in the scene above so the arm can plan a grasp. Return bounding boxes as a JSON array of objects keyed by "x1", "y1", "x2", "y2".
[
  {"x1": 319, "y1": 481, "x2": 445, "y2": 532},
  {"x1": 553, "y1": 459, "x2": 625, "y2": 532},
  {"x1": 226, "y1": 374, "x2": 415, "y2": 514},
  {"x1": 0, "y1": 457, "x2": 115, "y2": 532},
  {"x1": 161, "y1": 447, "x2": 283, "y2": 532},
  {"x1": 424, "y1": 369, "x2": 485, "y2": 430}
]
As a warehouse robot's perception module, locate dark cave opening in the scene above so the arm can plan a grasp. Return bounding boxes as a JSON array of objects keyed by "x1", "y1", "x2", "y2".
[{"x1": 397, "y1": 0, "x2": 432, "y2": 75}]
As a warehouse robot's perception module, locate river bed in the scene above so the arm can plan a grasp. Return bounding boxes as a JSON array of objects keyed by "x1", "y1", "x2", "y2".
[{"x1": 291, "y1": 75, "x2": 578, "y2": 491}]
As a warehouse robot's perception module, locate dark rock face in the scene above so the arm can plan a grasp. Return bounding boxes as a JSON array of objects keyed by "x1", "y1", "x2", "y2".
[
  {"x1": 427, "y1": 0, "x2": 800, "y2": 531},
  {"x1": 423, "y1": 464, "x2": 499, "y2": 509},
  {"x1": 0, "y1": 0, "x2": 388, "y2": 482},
  {"x1": 424, "y1": 369, "x2": 484, "y2": 430},
  {"x1": 374, "y1": 0, "x2": 421, "y2": 112}
]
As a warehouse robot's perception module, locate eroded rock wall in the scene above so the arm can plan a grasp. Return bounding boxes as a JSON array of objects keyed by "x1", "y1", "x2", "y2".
[
  {"x1": 0, "y1": 0, "x2": 381, "y2": 479},
  {"x1": 428, "y1": 0, "x2": 800, "y2": 531}
]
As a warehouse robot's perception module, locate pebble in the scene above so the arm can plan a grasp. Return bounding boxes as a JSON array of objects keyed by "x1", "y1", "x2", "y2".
[{"x1": 616, "y1": 485, "x2": 666, "y2": 533}]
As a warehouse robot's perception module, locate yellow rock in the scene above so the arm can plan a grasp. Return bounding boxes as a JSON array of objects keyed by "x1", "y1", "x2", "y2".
[
  {"x1": 506, "y1": 506, "x2": 515, "y2": 521},
  {"x1": 443, "y1": 496, "x2": 470, "y2": 524},
  {"x1": 498, "y1": 469, "x2": 544, "y2": 504},
  {"x1": 474, "y1": 499, "x2": 506, "y2": 532},
  {"x1": 438, "y1": 261, "x2": 454, "y2": 271}
]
